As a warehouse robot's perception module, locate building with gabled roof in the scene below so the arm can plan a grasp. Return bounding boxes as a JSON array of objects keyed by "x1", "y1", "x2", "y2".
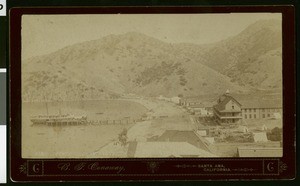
[
  {"x1": 240, "y1": 99, "x2": 282, "y2": 120},
  {"x1": 150, "y1": 130, "x2": 210, "y2": 152},
  {"x1": 213, "y1": 91, "x2": 242, "y2": 125},
  {"x1": 132, "y1": 142, "x2": 217, "y2": 158}
]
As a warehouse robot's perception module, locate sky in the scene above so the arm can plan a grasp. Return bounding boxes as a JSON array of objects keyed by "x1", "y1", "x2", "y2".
[{"x1": 22, "y1": 13, "x2": 281, "y2": 60}]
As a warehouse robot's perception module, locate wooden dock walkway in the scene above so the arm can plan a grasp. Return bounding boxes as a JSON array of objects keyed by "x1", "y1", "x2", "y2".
[{"x1": 87, "y1": 119, "x2": 138, "y2": 125}]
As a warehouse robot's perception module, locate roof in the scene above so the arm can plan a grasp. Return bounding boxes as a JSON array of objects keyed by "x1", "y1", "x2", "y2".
[
  {"x1": 240, "y1": 99, "x2": 282, "y2": 109},
  {"x1": 213, "y1": 94, "x2": 241, "y2": 111},
  {"x1": 253, "y1": 132, "x2": 268, "y2": 142},
  {"x1": 183, "y1": 99, "x2": 202, "y2": 103},
  {"x1": 152, "y1": 130, "x2": 210, "y2": 152},
  {"x1": 181, "y1": 96, "x2": 215, "y2": 103},
  {"x1": 200, "y1": 101, "x2": 214, "y2": 108},
  {"x1": 189, "y1": 104, "x2": 205, "y2": 108},
  {"x1": 181, "y1": 98, "x2": 214, "y2": 107},
  {"x1": 133, "y1": 142, "x2": 217, "y2": 157},
  {"x1": 238, "y1": 147, "x2": 282, "y2": 157}
]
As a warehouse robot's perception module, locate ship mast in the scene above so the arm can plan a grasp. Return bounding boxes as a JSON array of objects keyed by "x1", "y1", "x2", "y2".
[{"x1": 44, "y1": 95, "x2": 49, "y2": 116}]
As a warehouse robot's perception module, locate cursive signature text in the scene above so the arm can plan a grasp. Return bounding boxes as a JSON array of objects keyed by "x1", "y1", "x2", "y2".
[{"x1": 58, "y1": 162, "x2": 125, "y2": 174}]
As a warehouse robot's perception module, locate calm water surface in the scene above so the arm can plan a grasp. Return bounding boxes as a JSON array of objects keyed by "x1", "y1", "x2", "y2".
[{"x1": 22, "y1": 100, "x2": 148, "y2": 158}]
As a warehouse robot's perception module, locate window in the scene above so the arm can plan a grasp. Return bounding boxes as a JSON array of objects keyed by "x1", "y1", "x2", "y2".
[
  {"x1": 268, "y1": 114, "x2": 270, "y2": 117},
  {"x1": 254, "y1": 109, "x2": 256, "y2": 112},
  {"x1": 245, "y1": 115, "x2": 247, "y2": 119},
  {"x1": 249, "y1": 109, "x2": 252, "y2": 112},
  {"x1": 232, "y1": 105, "x2": 234, "y2": 109},
  {"x1": 244, "y1": 109, "x2": 247, "y2": 112},
  {"x1": 232, "y1": 113, "x2": 234, "y2": 116},
  {"x1": 254, "y1": 114, "x2": 256, "y2": 118},
  {"x1": 262, "y1": 114, "x2": 265, "y2": 118},
  {"x1": 249, "y1": 114, "x2": 252, "y2": 119},
  {"x1": 262, "y1": 108, "x2": 265, "y2": 112}
]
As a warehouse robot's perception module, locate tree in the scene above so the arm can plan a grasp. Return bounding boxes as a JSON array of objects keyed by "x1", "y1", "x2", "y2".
[{"x1": 267, "y1": 127, "x2": 282, "y2": 141}]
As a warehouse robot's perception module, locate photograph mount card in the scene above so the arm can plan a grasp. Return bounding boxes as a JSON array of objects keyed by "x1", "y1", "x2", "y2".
[{"x1": 10, "y1": 6, "x2": 296, "y2": 181}]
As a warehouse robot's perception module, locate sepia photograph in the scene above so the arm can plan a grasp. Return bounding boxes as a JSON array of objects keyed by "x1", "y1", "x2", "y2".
[{"x1": 21, "y1": 13, "x2": 283, "y2": 159}]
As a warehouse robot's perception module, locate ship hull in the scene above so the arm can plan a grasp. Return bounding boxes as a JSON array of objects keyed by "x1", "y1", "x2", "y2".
[{"x1": 30, "y1": 115, "x2": 87, "y2": 126}]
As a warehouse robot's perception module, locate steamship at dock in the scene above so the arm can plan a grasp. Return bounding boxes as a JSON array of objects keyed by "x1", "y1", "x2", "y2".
[
  {"x1": 29, "y1": 98, "x2": 88, "y2": 126},
  {"x1": 30, "y1": 114, "x2": 88, "y2": 126}
]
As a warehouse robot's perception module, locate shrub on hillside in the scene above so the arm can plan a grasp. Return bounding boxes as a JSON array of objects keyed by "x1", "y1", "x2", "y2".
[{"x1": 267, "y1": 127, "x2": 282, "y2": 141}]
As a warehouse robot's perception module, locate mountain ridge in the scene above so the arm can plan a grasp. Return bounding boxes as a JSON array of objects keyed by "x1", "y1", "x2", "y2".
[{"x1": 22, "y1": 19, "x2": 281, "y2": 102}]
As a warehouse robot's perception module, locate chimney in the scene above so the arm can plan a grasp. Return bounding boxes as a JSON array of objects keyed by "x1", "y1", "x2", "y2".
[{"x1": 225, "y1": 89, "x2": 230, "y2": 96}]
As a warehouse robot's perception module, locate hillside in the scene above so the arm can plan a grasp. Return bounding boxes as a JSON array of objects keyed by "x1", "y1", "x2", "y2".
[
  {"x1": 22, "y1": 19, "x2": 282, "y2": 102},
  {"x1": 22, "y1": 32, "x2": 246, "y2": 101},
  {"x1": 198, "y1": 19, "x2": 282, "y2": 89}
]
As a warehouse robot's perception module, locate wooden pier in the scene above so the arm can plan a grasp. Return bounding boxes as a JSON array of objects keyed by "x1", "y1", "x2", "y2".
[{"x1": 87, "y1": 119, "x2": 138, "y2": 125}]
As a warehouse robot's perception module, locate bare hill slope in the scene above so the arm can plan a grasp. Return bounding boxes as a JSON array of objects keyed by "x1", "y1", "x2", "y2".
[{"x1": 22, "y1": 19, "x2": 281, "y2": 101}]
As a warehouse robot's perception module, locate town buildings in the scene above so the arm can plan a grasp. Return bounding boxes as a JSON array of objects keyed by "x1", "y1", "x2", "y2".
[
  {"x1": 182, "y1": 91, "x2": 283, "y2": 125},
  {"x1": 179, "y1": 97, "x2": 202, "y2": 107},
  {"x1": 240, "y1": 100, "x2": 282, "y2": 120},
  {"x1": 128, "y1": 130, "x2": 217, "y2": 157},
  {"x1": 179, "y1": 97, "x2": 214, "y2": 116}
]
